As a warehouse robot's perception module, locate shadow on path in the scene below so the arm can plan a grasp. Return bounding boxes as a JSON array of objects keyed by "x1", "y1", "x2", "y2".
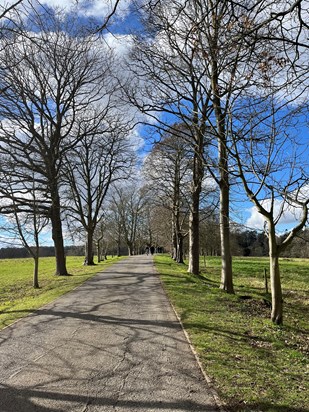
[{"x1": 0, "y1": 384, "x2": 217, "y2": 411}]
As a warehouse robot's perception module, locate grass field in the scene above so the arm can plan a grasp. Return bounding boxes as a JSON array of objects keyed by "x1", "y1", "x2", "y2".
[
  {"x1": 155, "y1": 255, "x2": 309, "y2": 412},
  {"x1": 0, "y1": 255, "x2": 124, "y2": 330}
]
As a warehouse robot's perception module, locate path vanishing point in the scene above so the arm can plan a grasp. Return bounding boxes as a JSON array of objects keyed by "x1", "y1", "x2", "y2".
[{"x1": 0, "y1": 255, "x2": 223, "y2": 412}]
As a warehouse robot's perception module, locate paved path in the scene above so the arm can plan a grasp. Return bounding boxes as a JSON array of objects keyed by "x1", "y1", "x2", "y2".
[{"x1": 0, "y1": 255, "x2": 221, "y2": 412}]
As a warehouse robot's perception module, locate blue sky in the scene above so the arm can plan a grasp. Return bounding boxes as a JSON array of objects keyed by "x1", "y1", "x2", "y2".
[{"x1": 0, "y1": 0, "x2": 307, "y2": 248}]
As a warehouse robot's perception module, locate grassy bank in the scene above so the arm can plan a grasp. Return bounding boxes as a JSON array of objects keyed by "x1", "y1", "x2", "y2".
[
  {"x1": 155, "y1": 255, "x2": 309, "y2": 412},
  {"x1": 0, "y1": 255, "x2": 124, "y2": 330}
]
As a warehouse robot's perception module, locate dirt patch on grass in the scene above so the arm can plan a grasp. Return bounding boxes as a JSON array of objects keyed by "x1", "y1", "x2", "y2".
[{"x1": 239, "y1": 297, "x2": 271, "y2": 318}]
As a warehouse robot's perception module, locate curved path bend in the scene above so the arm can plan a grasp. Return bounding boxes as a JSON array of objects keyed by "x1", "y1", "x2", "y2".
[{"x1": 0, "y1": 255, "x2": 221, "y2": 412}]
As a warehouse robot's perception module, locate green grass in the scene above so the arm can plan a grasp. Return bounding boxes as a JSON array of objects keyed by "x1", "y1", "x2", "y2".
[
  {"x1": 155, "y1": 255, "x2": 309, "y2": 412},
  {"x1": 0, "y1": 255, "x2": 124, "y2": 330}
]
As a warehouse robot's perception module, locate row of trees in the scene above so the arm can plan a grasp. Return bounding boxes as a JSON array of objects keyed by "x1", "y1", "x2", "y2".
[
  {"x1": 0, "y1": 3, "x2": 136, "y2": 285},
  {"x1": 3, "y1": 204, "x2": 308, "y2": 260},
  {"x1": 119, "y1": 0, "x2": 308, "y2": 324},
  {"x1": 0, "y1": 0, "x2": 307, "y2": 325}
]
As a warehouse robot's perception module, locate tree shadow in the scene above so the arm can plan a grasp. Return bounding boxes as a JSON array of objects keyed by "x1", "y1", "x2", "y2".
[{"x1": 0, "y1": 384, "x2": 219, "y2": 411}]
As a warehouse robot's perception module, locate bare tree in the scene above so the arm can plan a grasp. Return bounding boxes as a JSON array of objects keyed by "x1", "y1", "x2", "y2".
[
  {"x1": 93, "y1": 217, "x2": 108, "y2": 262},
  {"x1": 125, "y1": 0, "x2": 266, "y2": 291},
  {"x1": 220, "y1": 0, "x2": 309, "y2": 323},
  {"x1": 110, "y1": 185, "x2": 148, "y2": 256},
  {"x1": 105, "y1": 201, "x2": 124, "y2": 257},
  {"x1": 127, "y1": 0, "x2": 308, "y2": 293},
  {"x1": 125, "y1": 0, "x2": 219, "y2": 276},
  {"x1": 143, "y1": 128, "x2": 192, "y2": 263},
  {"x1": 94, "y1": 0, "x2": 122, "y2": 33},
  {"x1": 0, "y1": 0, "x2": 23, "y2": 21},
  {"x1": 231, "y1": 91, "x2": 308, "y2": 324},
  {"x1": 200, "y1": 214, "x2": 221, "y2": 257},
  {"x1": 0, "y1": 173, "x2": 49, "y2": 288},
  {"x1": 240, "y1": 0, "x2": 308, "y2": 51},
  {"x1": 63, "y1": 111, "x2": 135, "y2": 265},
  {"x1": 0, "y1": 10, "x2": 112, "y2": 275}
]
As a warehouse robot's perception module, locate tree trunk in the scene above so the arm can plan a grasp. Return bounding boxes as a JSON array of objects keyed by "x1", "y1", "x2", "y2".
[
  {"x1": 51, "y1": 194, "x2": 68, "y2": 276},
  {"x1": 86, "y1": 230, "x2": 95, "y2": 265},
  {"x1": 188, "y1": 189, "x2": 200, "y2": 275},
  {"x1": 211, "y1": 40, "x2": 234, "y2": 293},
  {"x1": 219, "y1": 178, "x2": 234, "y2": 293},
  {"x1": 97, "y1": 240, "x2": 101, "y2": 262},
  {"x1": 177, "y1": 233, "x2": 184, "y2": 264},
  {"x1": 128, "y1": 244, "x2": 134, "y2": 256},
  {"x1": 33, "y1": 256, "x2": 39, "y2": 288},
  {"x1": 97, "y1": 235, "x2": 104, "y2": 263},
  {"x1": 268, "y1": 223, "x2": 283, "y2": 324},
  {"x1": 172, "y1": 218, "x2": 177, "y2": 260}
]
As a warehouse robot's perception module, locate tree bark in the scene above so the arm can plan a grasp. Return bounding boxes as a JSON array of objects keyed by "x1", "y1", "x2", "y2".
[
  {"x1": 177, "y1": 233, "x2": 184, "y2": 264},
  {"x1": 117, "y1": 241, "x2": 121, "y2": 257},
  {"x1": 213, "y1": 87, "x2": 233, "y2": 292},
  {"x1": 171, "y1": 214, "x2": 177, "y2": 260},
  {"x1": 219, "y1": 175, "x2": 234, "y2": 293},
  {"x1": 86, "y1": 229, "x2": 95, "y2": 265},
  {"x1": 33, "y1": 256, "x2": 39, "y2": 288},
  {"x1": 188, "y1": 187, "x2": 200, "y2": 275},
  {"x1": 97, "y1": 241, "x2": 101, "y2": 262},
  {"x1": 268, "y1": 221, "x2": 283, "y2": 324},
  {"x1": 128, "y1": 243, "x2": 134, "y2": 256},
  {"x1": 51, "y1": 194, "x2": 68, "y2": 276}
]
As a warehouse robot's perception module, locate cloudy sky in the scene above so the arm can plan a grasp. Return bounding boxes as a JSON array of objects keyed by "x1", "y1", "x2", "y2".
[
  {"x1": 1, "y1": 0, "x2": 130, "y2": 16},
  {"x1": 0, "y1": 0, "x2": 307, "y2": 243}
]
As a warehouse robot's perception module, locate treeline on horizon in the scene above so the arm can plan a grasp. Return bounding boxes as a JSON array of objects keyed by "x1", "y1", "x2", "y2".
[
  {"x1": 0, "y1": 246, "x2": 84, "y2": 260},
  {"x1": 0, "y1": 227, "x2": 307, "y2": 260},
  {"x1": 230, "y1": 228, "x2": 309, "y2": 259},
  {"x1": 197, "y1": 227, "x2": 309, "y2": 259}
]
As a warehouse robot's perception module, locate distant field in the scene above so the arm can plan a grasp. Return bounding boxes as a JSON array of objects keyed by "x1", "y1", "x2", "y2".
[
  {"x1": 155, "y1": 255, "x2": 309, "y2": 412},
  {"x1": 0, "y1": 255, "x2": 124, "y2": 330}
]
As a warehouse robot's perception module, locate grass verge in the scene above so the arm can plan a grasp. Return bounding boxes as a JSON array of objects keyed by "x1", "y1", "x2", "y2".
[
  {"x1": 0, "y1": 255, "x2": 124, "y2": 330},
  {"x1": 155, "y1": 255, "x2": 309, "y2": 412}
]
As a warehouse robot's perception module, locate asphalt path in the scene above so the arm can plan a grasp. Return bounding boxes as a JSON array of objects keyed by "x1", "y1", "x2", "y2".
[{"x1": 0, "y1": 255, "x2": 221, "y2": 412}]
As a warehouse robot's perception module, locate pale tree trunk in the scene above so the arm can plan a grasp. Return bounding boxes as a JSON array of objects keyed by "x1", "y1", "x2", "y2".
[
  {"x1": 128, "y1": 243, "x2": 134, "y2": 256},
  {"x1": 12, "y1": 195, "x2": 42, "y2": 288},
  {"x1": 33, "y1": 255, "x2": 39, "y2": 288},
  {"x1": 175, "y1": 204, "x2": 184, "y2": 263},
  {"x1": 219, "y1": 175, "x2": 234, "y2": 293},
  {"x1": 97, "y1": 240, "x2": 101, "y2": 262},
  {"x1": 187, "y1": 122, "x2": 204, "y2": 275},
  {"x1": 32, "y1": 211, "x2": 40, "y2": 288},
  {"x1": 268, "y1": 221, "x2": 283, "y2": 324},
  {"x1": 173, "y1": 163, "x2": 182, "y2": 262},
  {"x1": 212, "y1": 67, "x2": 234, "y2": 293},
  {"x1": 96, "y1": 234, "x2": 104, "y2": 262},
  {"x1": 172, "y1": 234, "x2": 177, "y2": 260},
  {"x1": 188, "y1": 188, "x2": 200, "y2": 275},
  {"x1": 171, "y1": 213, "x2": 177, "y2": 260}
]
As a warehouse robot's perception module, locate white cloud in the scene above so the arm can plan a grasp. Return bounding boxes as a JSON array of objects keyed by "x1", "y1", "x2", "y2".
[
  {"x1": 42, "y1": 0, "x2": 131, "y2": 19},
  {"x1": 127, "y1": 127, "x2": 144, "y2": 151},
  {"x1": 0, "y1": 0, "x2": 132, "y2": 20},
  {"x1": 103, "y1": 32, "x2": 134, "y2": 56},
  {"x1": 80, "y1": 0, "x2": 132, "y2": 19},
  {"x1": 246, "y1": 188, "x2": 309, "y2": 231}
]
